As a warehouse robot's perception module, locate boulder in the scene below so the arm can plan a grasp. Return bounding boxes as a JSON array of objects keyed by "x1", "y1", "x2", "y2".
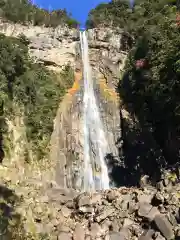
[
  {"x1": 73, "y1": 224, "x2": 85, "y2": 240},
  {"x1": 154, "y1": 214, "x2": 174, "y2": 240},
  {"x1": 138, "y1": 202, "x2": 152, "y2": 217},
  {"x1": 139, "y1": 229, "x2": 154, "y2": 240},
  {"x1": 58, "y1": 232, "x2": 72, "y2": 240}
]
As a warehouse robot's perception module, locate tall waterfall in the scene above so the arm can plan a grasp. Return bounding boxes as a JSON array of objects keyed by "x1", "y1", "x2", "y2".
[{"x1": 80, "y1": 31, "x2": 110, "y2": 192}]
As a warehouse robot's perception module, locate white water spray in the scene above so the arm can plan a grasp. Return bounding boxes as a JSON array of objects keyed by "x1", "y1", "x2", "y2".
[{"x1": 80, "y1": 31, "x2": 110, "y2": 192}]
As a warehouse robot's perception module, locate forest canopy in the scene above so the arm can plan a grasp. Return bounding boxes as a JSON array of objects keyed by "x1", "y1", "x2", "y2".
[
  {"x1": 0, "y1": 0, "x2": 79, "y2": 28},
  {"x1": 87, "y1": 0, "x2": 180, "y2": 166}
]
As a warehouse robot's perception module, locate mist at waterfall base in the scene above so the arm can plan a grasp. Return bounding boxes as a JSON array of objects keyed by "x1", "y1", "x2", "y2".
[{"x1": 80, "y1": 31, "x2": 110, "y2": 192}]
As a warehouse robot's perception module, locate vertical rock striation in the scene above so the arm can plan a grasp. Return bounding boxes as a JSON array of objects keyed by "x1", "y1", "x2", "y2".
[{"x1": 50, "y1": 28, "x2": 127, "y2": 190}]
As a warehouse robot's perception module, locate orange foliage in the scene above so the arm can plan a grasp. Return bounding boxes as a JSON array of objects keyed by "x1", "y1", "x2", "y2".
[
  {"x1": 67, "y1": 71, "x2": 82, "y2": 96},
  {"x1": 99, "y1": 78, "x2": 119, "y2": 103},
  {"x1": 65, "y1": 73, "x2": 119, "y2": 104}
]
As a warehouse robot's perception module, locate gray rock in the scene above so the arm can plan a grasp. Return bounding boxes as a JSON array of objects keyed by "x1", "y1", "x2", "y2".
[
  {"x1": 79, "y1": 206, "x2": 94, "y2": 213},
  {"x1": 57, "y1": 225, "x2": 72, "y2": 233},
  {"x1": 156, "y1": 181, "x2": 164, "y2": 191},
  {"x1": 132, "y1": 225, "x2": 143, "y2": 237},
  {"x1": 122, "y1": 194, "x2": 132, "y2": 204},
  {"x1": 118, "y1": 210, "x2": 128, "y2": 218},
  {"x1": 47, "y1": 188, "x2": 75, "y2": 204},
  {"x1": 128, "y1": 201, "x2": 138, "y2": 214},
  {"x1": 107, "y1": 231, "x2": 128, "y2": 240},
  {"x1": 158, "y1": 205, "x2": 166, "y2": 214},
  {"x1": 85, "y1": 237, "x2": 91, "y2": 240},
  {"x1": 165, "y1": 193, "x2": 179, "y2": 205},
  {"x1": 139, "y1": 229, "x2": 154, "y2": 240},
  {"x1": 123, "y1": 218, "x2": 134, "y2": 228},
  {"x1": 140, "y1": 175, "x2": 149, "y2": 188},
  {"x1": 146, "y1": 207, "x2": 160, "y2": 221},
  {"x1": 65, "y1": 200, "x2": 74, "y2": 209},
  {"x1": 154, "y1": 214, "x2": 174, "y2": 240},
  {"x1": 111, "y1": 219, "x2": 122, "y2": 232},
  {"x1": 138, "y1": 202, "x2": 152, "y2": 217},
  {"x1": 167, "y1": 212, "x2": 177, "y2": 226},
  {"x1": 121, "y1": 199, "x2": 128, "y2": 211},
  {"x1": 91, "y1": 193, "x2": 102, "y2": 205},
  {"x1": 107, "y1": 190, "x2": 118, "y2": 202},
  {"x1": 58, "y1": 232, "x2": 72, "y2": 240},
  {"x1": 90, "y1": 223, "x2": 102, "y2": 238},
  {"x1": 137, "y1": 194, "x2": 152, "y2": 204},
  {"x1": 95, "y1": 207, "x2": 115, "y2": 223},
  {"x1": 73, "y1": 224, "x2": 85, "y2": 240},
  {"x1": 61, "y1": 206, "x2": 71, "y2": 218},
  {"x1": 78, "y1": 194, "x2": 91, "y2": 207},
  {"x1": 175, "y1": 228, "x2": 180, "y2": 238},
  {"x1": 102, "y1": 219, "x2": 112, "y2": 233},
  {"x1": 153, "y1": 192, "x2": 164, "y2": 204},
  {"x1": 154, "y1": 232, "x2": 166, "y2": 240},
  {"x1": 119, "y1": 228, "x2": 131, "y2": 239},
  {"x1": 35, "y1": 222, "x2": 54, "y2": 235},
  {"x1": 163, "y1": 178, "x2": 169, "y2": 187},
  {"x1": 132, "y1": 237, "x2": 138, "y2": 240}
]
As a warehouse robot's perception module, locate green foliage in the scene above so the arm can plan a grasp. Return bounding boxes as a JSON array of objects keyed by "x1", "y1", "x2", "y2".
[
  {"x1": 119, "y1": 1, "x2": 180, "y2": 164},
  {"x1": 0, "y1": 0, "x2": 79, "y2": 28},
  {"x1": 0, "y1": 34, "x2": 74, "y2": 160},
  {"x1": 86, "y1": 0, "x2": 179, "y2": 30},
  {"x1": 86, "y1": 1, "x2": 129, "y2": 28},
  {"x1": 89, "y1": 0, "x2": 180, "y2": 164}
]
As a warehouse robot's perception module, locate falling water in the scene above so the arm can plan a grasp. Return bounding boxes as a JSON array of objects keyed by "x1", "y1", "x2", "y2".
[{"x1": 80, "y1": 31, "x2": 110, "y2": 192}]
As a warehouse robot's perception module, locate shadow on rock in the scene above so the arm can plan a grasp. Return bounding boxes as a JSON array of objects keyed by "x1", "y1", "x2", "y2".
[
  {"x1": 0, "y1": 184, "x2": 24, "y2": 239},
  {"x1": 105, "y1": 109, "x2": 166, "y2": 188},
  {"x1": 113, "y1": 64, "x2": 179, "y2": 187}
]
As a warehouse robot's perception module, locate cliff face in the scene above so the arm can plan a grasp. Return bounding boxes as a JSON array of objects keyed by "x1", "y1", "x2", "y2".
[
  {"x1": 0, "y1": 21, "x2": 127, "y2": 188},
  {"x1": 82, "y1": 27, "x2": 127, "y2": 86},
  {"x1": 0, "y1": 20, "x2": 79, "y2": 71},
  {"x1": 51, "y1": 73, "x2": 122, "y2": 190},
  {"x1": 0, "y1": 22, "x2": 127, "y2": 76},
  {"x1": 50, "y1": 28, "x2": 127, "y2": 189}
]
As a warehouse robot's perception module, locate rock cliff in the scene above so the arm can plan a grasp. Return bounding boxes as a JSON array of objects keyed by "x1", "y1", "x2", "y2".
[
  {"x1": 49, "y1": 27, "x2": 127, "y2": 190},
  {"x1": 0, "y1": 21, "x2": 127, "y2": 189},
  {"x1": 0, "y1": 20, "x2": 79, "y2": 71},
  {"x1": 0, "y1": 21, "x2": 127, "y2": 77}
]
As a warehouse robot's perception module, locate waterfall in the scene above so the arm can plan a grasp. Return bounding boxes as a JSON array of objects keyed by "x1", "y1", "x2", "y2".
[{"x1": 80, "y1": 31, "x2": 110, "y2": 192}]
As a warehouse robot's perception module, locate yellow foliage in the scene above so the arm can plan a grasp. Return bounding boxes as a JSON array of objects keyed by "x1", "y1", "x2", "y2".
[
  {"x1": 176, "y1": 192, "x2": 180, "y2": 199},
  {"x1": 99, "y1": 78, "x2": 119, "y2": 103},
  {"x1": 167, "y1": 172, "x2": 177, "y2": 183},
  {"x1": 66, "y1": 71, "x2": 81, "y2": 96},
  {"x1": 65, "y1": 73, "x2": 119, "y2": 104}
]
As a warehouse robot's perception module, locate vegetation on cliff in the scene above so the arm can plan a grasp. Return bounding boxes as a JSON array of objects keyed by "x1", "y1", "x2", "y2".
[
  {"x1": 0, "y1": 33, "x2": 74, "y2": 161},
  {"x1": 87, "y1": 0, "x2": 180, "y2": 173},
  {"x1": 0, "y1": 0, "x2": 79, "y2": 28}
]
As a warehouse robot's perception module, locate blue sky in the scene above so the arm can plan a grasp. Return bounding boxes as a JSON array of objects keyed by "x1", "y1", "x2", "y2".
[{"x1": 34, "y1": 0, "x2": 111, "y2": 27}]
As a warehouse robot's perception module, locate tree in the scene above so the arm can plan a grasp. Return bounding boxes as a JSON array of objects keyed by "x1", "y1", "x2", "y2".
[
  {"x1": 0, "y1": 34, "x2": 74, "y2": 161},
  {"x1": 0, "y1": 0, "x2": 79, "y2": 28},
  {"x1": 88, "y1": 0, "x2": 180, "y2": 167}
]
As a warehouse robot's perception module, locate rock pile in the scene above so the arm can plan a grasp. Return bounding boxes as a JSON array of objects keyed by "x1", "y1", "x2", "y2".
[
  {"x1": 46, "y1": 181, "x2": 180, "y2": 240},
  {"x1": 1, "y1": 161, "x2": 180, "y2": 239}
]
